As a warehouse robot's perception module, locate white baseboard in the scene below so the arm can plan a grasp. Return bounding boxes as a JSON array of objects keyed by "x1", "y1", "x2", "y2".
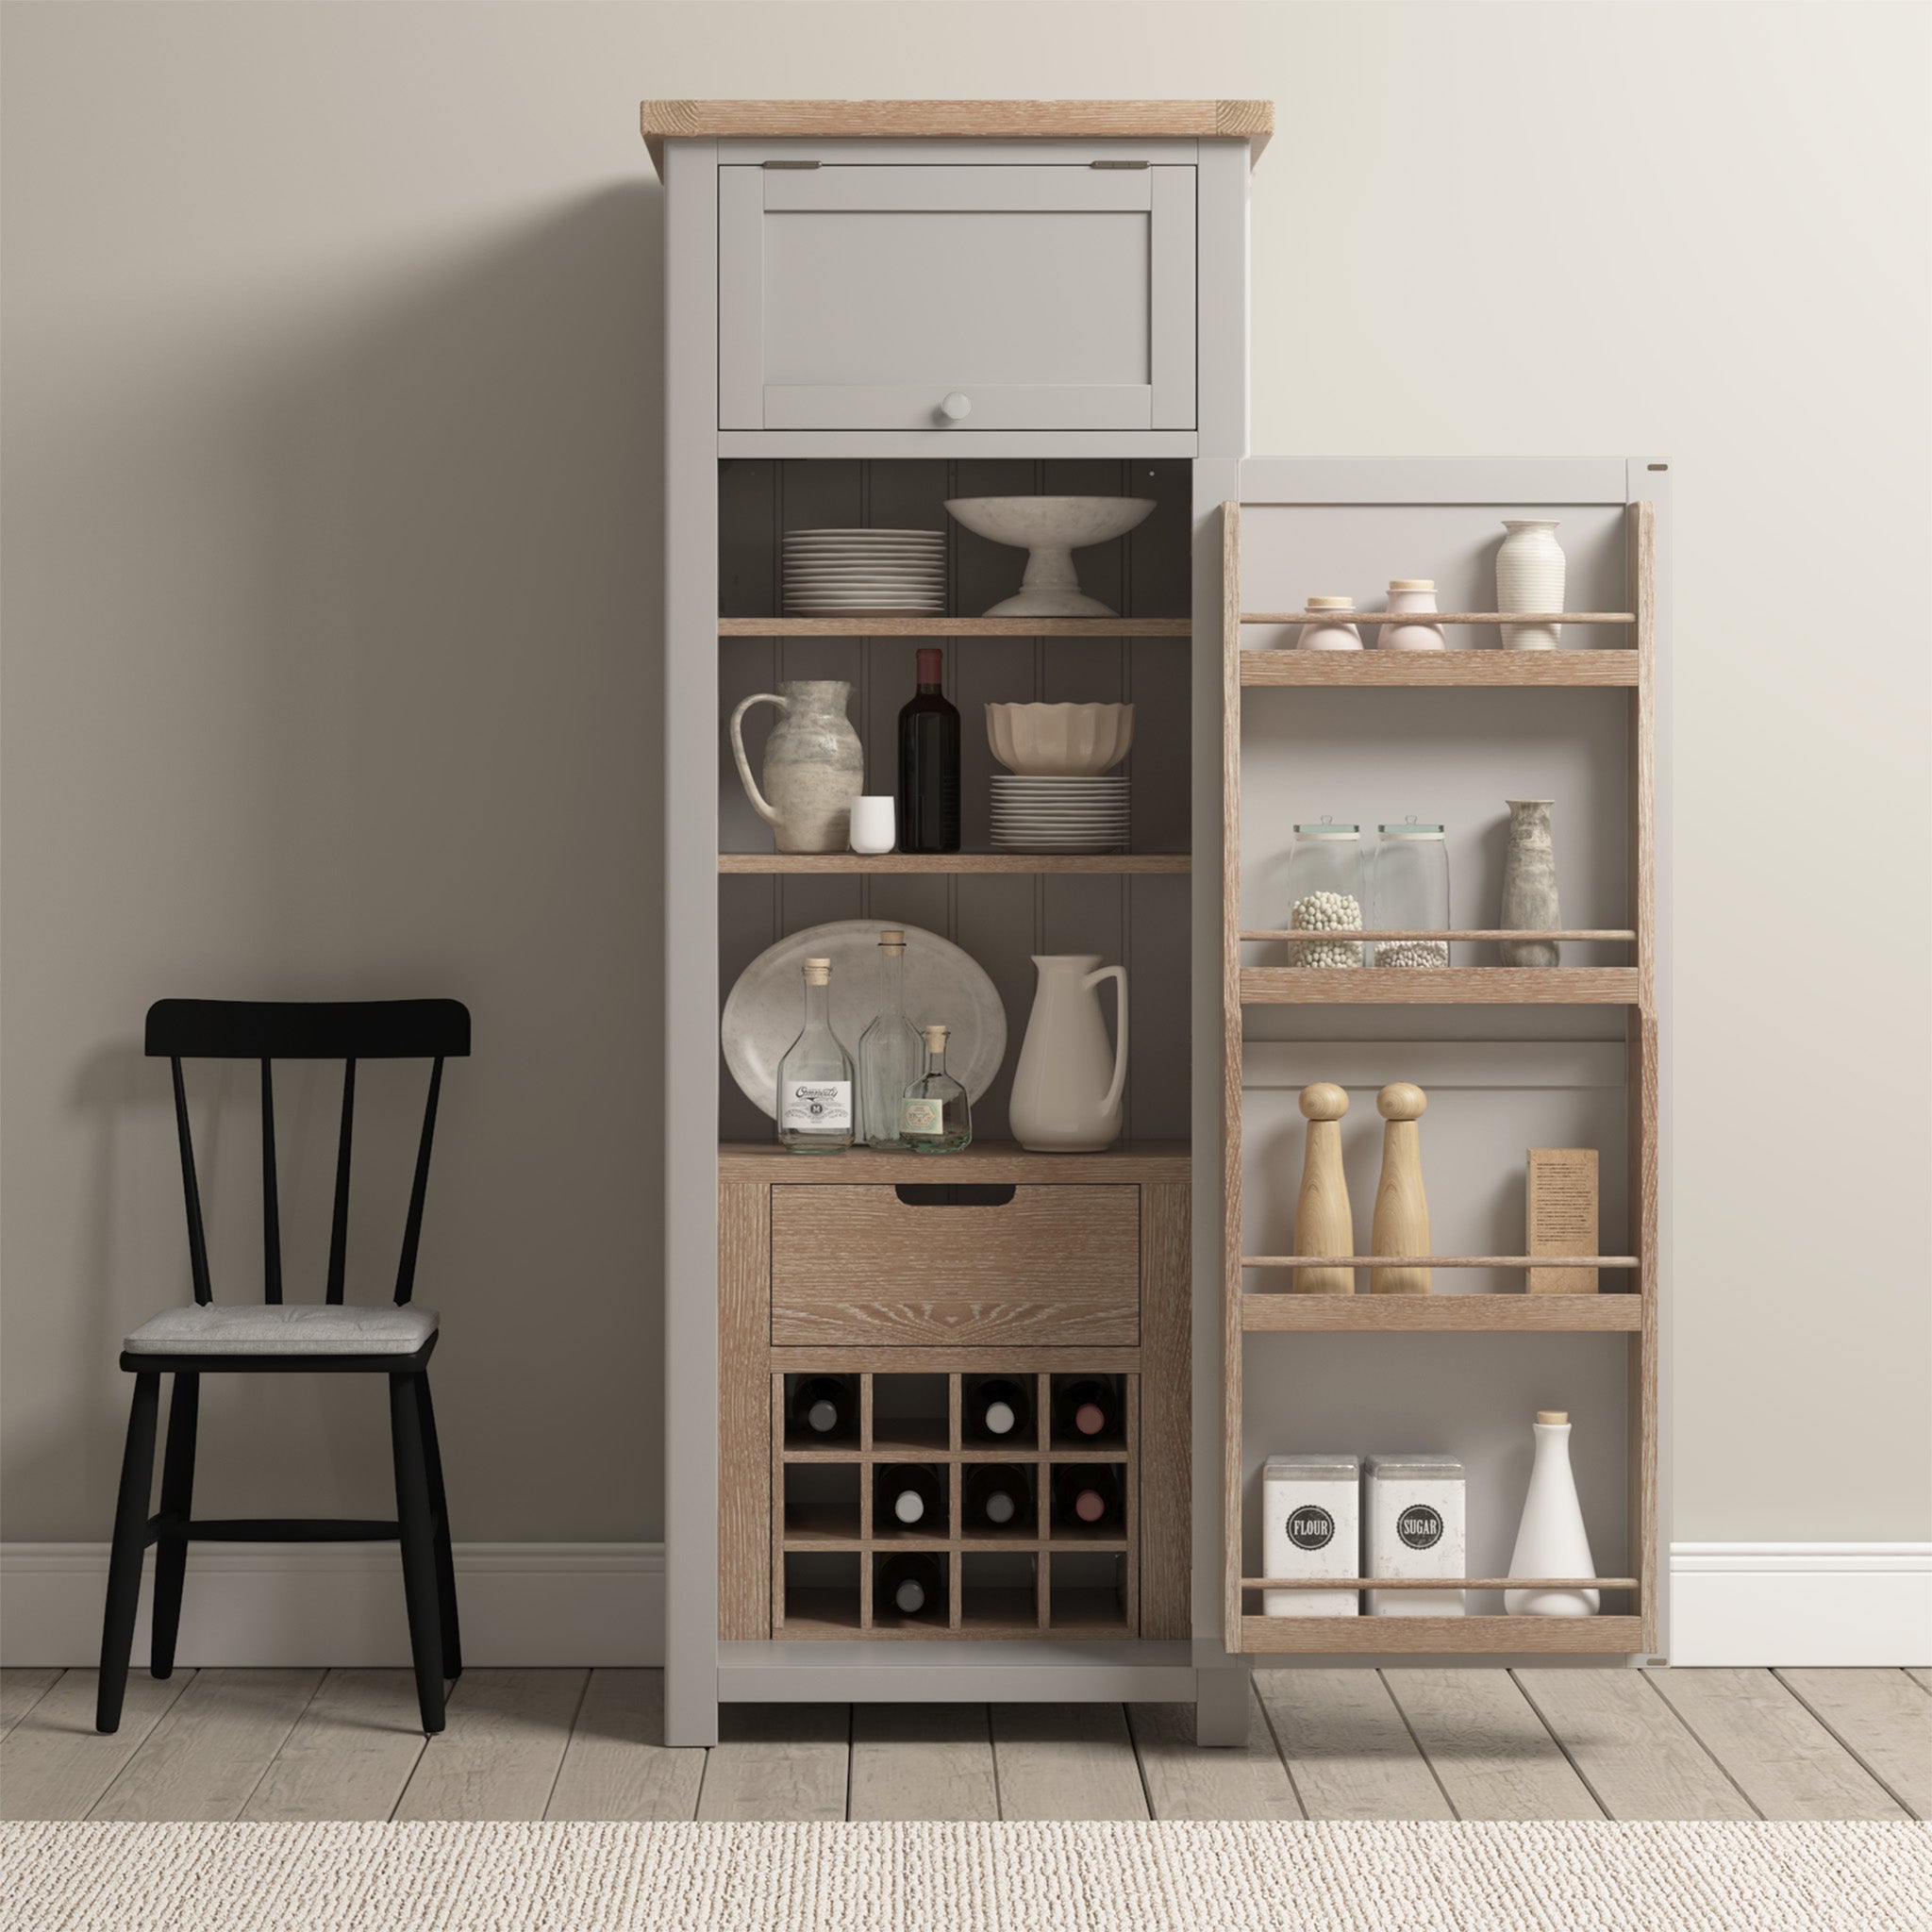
[
  {"x1": 9, "y1": 1540, "x2": 1925, "y2": 1670},
  {"x1": 0, "y1": 1542, "x2": 664, "y2": 1669},
  {"x1": 1669, "y1": 1543, "x2": 1931, "y2": 1666}
]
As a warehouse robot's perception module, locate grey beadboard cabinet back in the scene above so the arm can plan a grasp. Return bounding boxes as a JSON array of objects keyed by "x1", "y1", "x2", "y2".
[{"x1": 656, "y1": 98, "x2": 1666, "y2": 1748}]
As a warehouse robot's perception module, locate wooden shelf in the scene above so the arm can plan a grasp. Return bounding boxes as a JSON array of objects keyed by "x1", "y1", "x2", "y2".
[
  {"x1": 1240, "y1": 966, "x2": 1641, "y2": 1005},
  {"x1": 720, "y1": 852, "x2": 1189, "y2": 874},
  {"x1": 1241, "y1": 1294, "x2": 1641, "y2": 1333},
  {"x1": 1241, "y1": 650, "x2": 1639, "y2": 687},
  {"x1": 1243, "y1": 1576, "x2": 1638, "y2": 1591},
  {"x1": 720, "y1": 617, "x2": 1192, "y2": 638},
  {"x1": 1237, "y1": 1614, "x2": 1646, "y2": 1655},
  {"x1": 1241, "y1": 1256, "x2": 1640, "y2": 1270}
]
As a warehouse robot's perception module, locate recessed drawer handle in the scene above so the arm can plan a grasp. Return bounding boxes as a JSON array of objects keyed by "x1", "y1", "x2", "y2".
[
  {"x1": 894, "y1": 1184, "x2": 1016, "y2": 1208},
  {"x1": 939, "y1": 391, "x2": 973, "y2": 423}
]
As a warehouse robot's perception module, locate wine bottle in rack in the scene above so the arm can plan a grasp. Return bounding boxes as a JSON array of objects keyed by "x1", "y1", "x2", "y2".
[
  {"x1": 791, "y1": 1375, "x2": 855, "y2": 1441},
  {"x1": 896, "y1": 647, "x2": 960, "y2": 854},
  {"x1": 876, "y1": 1464, "x2": 944, "y2": 1531},
  {"x1": 1054, "y1": 1377, "x2": 1120, "y2": 1442},
  {"x1": 964, "y1": 1465, "x2": 1032, "y2": 1531},
  {"x1": 965, "y1": 1375, "x2": 1032, "y2": 1442},
  {"x1": 1053, "y1": 1463, "x2": 1124, "y2": 1531},
  {"x1": 874, "y1": 1552, "x2": 945, "y2": 1621}
]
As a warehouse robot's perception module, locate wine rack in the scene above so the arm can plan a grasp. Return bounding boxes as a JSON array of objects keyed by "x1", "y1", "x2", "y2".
[
  {"x1": 774, "y1": 1369, "x2": 1139, "y2": 1639},
  {"x1": 717, "y1": 1141, "x2": 1191, "y2": 1647}
]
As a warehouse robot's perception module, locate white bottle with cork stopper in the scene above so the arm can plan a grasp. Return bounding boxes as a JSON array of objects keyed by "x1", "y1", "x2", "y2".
[
  {"x1": 1505, "y1": 1410, "x2": 1600, "y2": 1616},
  {"x1": 1295, "y1": 597, "x2": 1363, "y2": 651},
  {"x1": 1377, "y1": 580, "x2": 1446, "y2": 651}
]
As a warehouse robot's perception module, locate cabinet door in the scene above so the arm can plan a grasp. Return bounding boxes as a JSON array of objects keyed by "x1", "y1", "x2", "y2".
[{"x1": 719, "y1": 165, "x2": 1195, "y2": 431}]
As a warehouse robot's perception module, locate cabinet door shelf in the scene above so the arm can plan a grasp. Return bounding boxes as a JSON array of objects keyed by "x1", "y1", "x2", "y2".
[
  {"x1": 1243, "y1": 1575, "x2": 1637, "y2": 1591},
  {"x1": 1241, "y1": 652, "x2": 1639, "y2": 688},
  {"x1": 1240, "y1": 1294, "x2": 1641, "y2": 1333},
  {"x1": 1241, "y1": 967, "x2": 1641, "y2": 1005},
  {"x1": 1237, "y1": 1615, "x2": 1647, "y2": 1655}
]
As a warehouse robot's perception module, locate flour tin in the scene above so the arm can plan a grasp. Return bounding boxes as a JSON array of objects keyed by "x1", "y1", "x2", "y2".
[
  {"x1": 1261, "y1": 1453, "x2": 1360, "y2": 1617},
  {"x1": 1364, "y1": 1454, "x2": 1465, "y2": 1616}
]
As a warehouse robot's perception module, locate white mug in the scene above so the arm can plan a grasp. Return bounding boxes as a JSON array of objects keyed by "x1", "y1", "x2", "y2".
[{"x1": 849, "y1": 796, "x2": 896, "y2": 855}]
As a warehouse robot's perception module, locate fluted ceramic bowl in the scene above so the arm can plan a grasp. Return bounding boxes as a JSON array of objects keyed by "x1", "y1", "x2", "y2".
[
  {"x1": 943, "y1": 495, "x2": 1157, "y2": 616},
  {"x1": 986, "y1": 702, "x2": 1135, "y2": 776}
]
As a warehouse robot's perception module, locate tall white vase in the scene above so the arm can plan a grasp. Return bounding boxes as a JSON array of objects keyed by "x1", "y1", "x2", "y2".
[
  {"x1": 1505, "y1": 1410, "x2": 1599, "y2": 1615},
  {"x1": 1008, "y1": 954, "x2": 1127, "y2": 1152},
  {"x1": 1496, "y1": 520, "x2": 1565, "y2": 651}
]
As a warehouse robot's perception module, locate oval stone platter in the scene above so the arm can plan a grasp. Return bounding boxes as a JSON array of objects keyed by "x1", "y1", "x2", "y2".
[{"x1": 722, "y1": 919, "x2": 1008, "y2": 1119}]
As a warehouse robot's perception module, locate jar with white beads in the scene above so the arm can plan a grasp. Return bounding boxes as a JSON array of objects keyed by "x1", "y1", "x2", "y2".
[
  {"x1": 1371, "y1": 820, "x2": 1450, "y2": 967},
  {"x1": 1285, "y1": 820, "x2": 1365, "y2": 967}
]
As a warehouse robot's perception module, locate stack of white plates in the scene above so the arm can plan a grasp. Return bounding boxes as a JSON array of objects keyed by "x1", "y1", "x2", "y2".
[
  {"x1": 783, "y1": 528, "x2": 947, "y2": 615},
  {"x1": 990, "y1": 775, "x2": 1132, "y2": 853}
]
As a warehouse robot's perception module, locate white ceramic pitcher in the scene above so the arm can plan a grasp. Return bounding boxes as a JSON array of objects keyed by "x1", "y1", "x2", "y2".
[{"x1": 1008, "y1": 954, "x2": 1127, "y2": 1152}]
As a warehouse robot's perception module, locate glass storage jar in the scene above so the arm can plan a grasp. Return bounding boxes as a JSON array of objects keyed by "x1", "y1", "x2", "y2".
[
  {"x1": 1285, "y1": 820, "x2": 1365, "y2": 966},
  {"x1": 1372, "y1": 819, "x2": 1450, "y2": 966}
]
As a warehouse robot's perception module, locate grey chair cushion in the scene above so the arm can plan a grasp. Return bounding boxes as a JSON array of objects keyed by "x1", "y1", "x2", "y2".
[{"x1": 124, "y1": 1303, "x2": 439, "y2": 1357}]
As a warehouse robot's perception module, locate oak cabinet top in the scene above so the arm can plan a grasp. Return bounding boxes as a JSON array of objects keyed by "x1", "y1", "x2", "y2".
[{"x1": 639, "y1": 98, "x2": 1274, "y2": 175}]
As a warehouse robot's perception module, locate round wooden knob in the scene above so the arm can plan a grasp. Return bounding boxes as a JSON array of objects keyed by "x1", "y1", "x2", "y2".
[
  {"x1": 941, "y1": 391, "x2": 973, "y2": 421},
  {"x1": 1299, "y1": 1081, "x2": 1349, "y2": 1122},
  {"x1": 1377, "y1": 1081, "x2": 1427, "y2": 1121}
]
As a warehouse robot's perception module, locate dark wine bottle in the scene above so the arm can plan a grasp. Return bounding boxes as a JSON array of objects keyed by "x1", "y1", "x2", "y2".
[
  {"x1": 791, "y1": 1375, "x2": 854, "y2": 1440},
  {"x1": 964, "y1": 1464, "x2": 1032, "y2": 1531},
  {"x1": 965, "y1": 1375, "x2": 1031, "y2": 1442},
  {"x1": 1053, "y1": 1463, "x2": 1124, "y2": 1530},
  {"x1": 874, "y1": 1552, "x2": 944, "y2": 1620},
  {"x1": 876, "y1": 1463, "x2": 945, "y2": 1531},
  {"x1": 1054, "y1": 1377, "x2": 1119, "y2": 1442},
  {"x1": 895, "y1": 647, "x2": 959, "y2": 854}
]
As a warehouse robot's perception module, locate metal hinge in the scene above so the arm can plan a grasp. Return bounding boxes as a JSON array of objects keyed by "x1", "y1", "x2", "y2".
[
  {"x1": 1091, "y1": 159, "x2": 1149, "y2": 170},
  {"x1": 761, "y1": 159, "x2": 821, "y2": 170}
]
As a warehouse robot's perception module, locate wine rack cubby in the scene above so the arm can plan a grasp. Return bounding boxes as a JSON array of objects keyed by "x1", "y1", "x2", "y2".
[
  {"x1": 773, "y1": 1370, "x2": 1137, "y2": 1639},
  {"x1": 718, "y1": 1142, "x2": 1191, "y2": 1645}
]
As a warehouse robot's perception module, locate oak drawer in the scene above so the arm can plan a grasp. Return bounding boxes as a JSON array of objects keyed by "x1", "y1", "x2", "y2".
[{"x1": 770, "y1": 1184, "x2": 1141, "y2": 1346}]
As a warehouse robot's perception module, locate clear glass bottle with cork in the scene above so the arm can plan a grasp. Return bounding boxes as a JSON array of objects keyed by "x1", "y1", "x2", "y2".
[
  {"x1": 900, "y1": 1023, "x2": 972, "y2": 1152},
  {"x1": 775, "y1": 957, "x2": 855, "y2": 1153},
  {"x1": 858, "y1": 929, "x2": 923, "y2": 1147}
]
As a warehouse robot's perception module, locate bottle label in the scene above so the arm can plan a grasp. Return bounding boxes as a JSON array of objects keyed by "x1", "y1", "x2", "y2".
[
  {"x1": 900, "y1": 1097, "x2": 944, "y2": 1135},
  {"x1": 781, "y1": 1081, "x2": 851, "y2": 1131},
  {"x1": 1396, "y1": 1505, "x2": 1444, "y2": 1550},
  {"x1": 1287, "y1": 1506, "x2": 1335, "y2": 1551}
]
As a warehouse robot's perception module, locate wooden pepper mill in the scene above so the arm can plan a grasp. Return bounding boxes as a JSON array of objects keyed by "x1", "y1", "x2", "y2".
[
  {"x1": 1372, "y1": 1082, "x2": 1431, "y2": 1294},
  {"x1": 1293, "y1": 1082, "x2": 1355, "y2": 1295}
]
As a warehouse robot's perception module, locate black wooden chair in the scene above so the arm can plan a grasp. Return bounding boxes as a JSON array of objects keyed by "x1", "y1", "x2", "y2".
[{"x1": 96, "y1": 999, "x2": 471, "y2": 1737}]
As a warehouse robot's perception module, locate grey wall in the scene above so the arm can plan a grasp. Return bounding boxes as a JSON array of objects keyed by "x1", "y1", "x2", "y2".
[{"x1": 4, "y1": 2, "x2": 1927, "y2": 1547}]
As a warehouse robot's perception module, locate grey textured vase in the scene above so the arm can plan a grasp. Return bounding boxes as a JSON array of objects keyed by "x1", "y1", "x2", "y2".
[
  {"x1": 1499, "y1": 799, "x2": 1561, "y2": 967},
  {"x1": 728, "y1": 681, "x2": 864, "y2": 854}
]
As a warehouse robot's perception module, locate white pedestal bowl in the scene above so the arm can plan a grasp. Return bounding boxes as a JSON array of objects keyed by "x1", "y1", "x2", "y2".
[{"x1": 944, "y1": 495, "x2": 1156, "y2": 617}]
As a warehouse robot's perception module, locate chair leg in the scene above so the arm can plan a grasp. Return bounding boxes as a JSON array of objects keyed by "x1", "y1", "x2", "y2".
[
  {"x1": 414, "y1": 1374, "x2": 461, "y2": 1679},
  {"x1": 389, "y1": 1373, "x2": 445, "y2": 1735},
  {"x1": 96, "y1": 1373, "x2": 160, "y2": 1733},
  {"x1": 150, "y1": 1373, "x2": 199, "y2": 1679}
]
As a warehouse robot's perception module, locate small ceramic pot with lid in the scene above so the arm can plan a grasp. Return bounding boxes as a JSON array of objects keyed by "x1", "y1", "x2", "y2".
[
  {"x1": 1296, "y1": 597, "x2": 1363, "y2": 652},
  {"x1": 1377, "y1": 580, "x2": 1447, "y2": 652}
]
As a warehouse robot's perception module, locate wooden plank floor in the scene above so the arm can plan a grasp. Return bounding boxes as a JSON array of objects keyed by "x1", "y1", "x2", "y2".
[{"x1": 3, "y1": 1666, "x2": 1924, "y2": 1822}]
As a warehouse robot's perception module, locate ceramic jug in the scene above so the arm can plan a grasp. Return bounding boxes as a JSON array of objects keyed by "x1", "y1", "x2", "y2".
[
  {"x1": 728, "y1": 681, "x2": 864, "y2": 854},
  {"x1": 1008, "y1": 955, "x2": 1128, "y2": 1152}
]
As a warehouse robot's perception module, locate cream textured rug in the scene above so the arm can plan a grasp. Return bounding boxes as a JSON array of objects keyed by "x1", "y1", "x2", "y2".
[{"x1": 5, "y1": 1820, "x2": 1926, "y2": 1930}]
